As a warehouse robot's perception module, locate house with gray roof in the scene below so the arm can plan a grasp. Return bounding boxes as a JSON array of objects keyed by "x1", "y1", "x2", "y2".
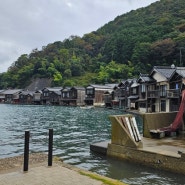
[
  {"x1": 41, "y1": 87, "x2": 62, "y2": 105},
  {"x1": 60, "y1": 87, "x2": 71, "y2": 105},
  {"x1": 127, "y1": 79, "x2": 140, "y2": 110},
  {"x1": 137, "y1": 74, "x2": 156, "y2": 113},
  {"x1": 19, "y1": 90, "x2": 34, "y2": 104},
  {"x1": 70, "y1": 87, "x2": 85, "y2": 106},
  {"x1": 33, "y1": 90, "x2": 42, "y2": 104},
  {"x1": 61, "y1": 87, "x2": 85, "y2": 106},
  {"x1": 84, "y1": 84, "x2": 114, "y2": 106},
  {"x1": 112, "y1": 79, "x2": 132, "y2": 110},
  {"x1": 3, "y1": 89, "x2": 22, "y2": 103},
  {"x1": 147, "y1": 65, "x2": 184, "y2": 112}
]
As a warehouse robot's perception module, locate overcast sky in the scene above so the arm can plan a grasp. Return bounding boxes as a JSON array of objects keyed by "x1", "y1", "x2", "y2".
[{"x1": 0, "y1": 0, "x2": 158, "y2": 73}]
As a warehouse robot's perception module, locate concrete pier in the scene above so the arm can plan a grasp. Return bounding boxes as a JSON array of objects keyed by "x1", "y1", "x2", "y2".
[
  {"x1": 90, "y1": 136, "x2": 185, "y2": 174},
  {"x1": 0, "y1": 154, "x2": 126, "y2": 185},
  {"x1": 90, "y1": 114, "x2": 185, "y2": 175},
  {"x1": 90, "y1": 141, "x2": 110, "y2": 155},
  {"x1": 107, "y1": 136, "x2": 185, "y2": 173}
]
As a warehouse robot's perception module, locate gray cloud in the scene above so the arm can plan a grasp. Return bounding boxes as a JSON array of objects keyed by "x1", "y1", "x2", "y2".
[{"x1": 0, "y1": 0, "x2": 158, "y2": 73}]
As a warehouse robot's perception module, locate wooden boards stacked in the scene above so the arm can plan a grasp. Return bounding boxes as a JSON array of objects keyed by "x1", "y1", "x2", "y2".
[{"x1": 117, "y1": 116, "x2": 141, "y2": 142}]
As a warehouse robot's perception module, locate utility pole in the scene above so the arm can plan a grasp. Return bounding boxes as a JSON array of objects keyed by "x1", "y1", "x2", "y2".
[{"x1": 180, "y1": 47, "x2": 185, "y2": 67}]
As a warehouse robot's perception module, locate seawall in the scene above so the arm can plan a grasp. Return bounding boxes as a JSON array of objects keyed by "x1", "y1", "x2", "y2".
[
  {"x1": 107, "y1": 113, "x2": 185, "y2": 174},
  {"x1": 141, "y1": 112, "x2": 177, "y2": 138}
]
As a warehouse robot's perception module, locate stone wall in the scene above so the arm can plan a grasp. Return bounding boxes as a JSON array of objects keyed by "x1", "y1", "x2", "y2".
[
  {"x1": 141, "y1": 112, "x2": 177, "y2": 138},
  {"x1": 107, "y1": 144, "x2": 185, "y2": 175}
]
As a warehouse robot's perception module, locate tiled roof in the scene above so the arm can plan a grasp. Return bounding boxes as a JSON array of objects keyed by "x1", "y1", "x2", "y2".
[
  {"x1": 118, "y1": 80, "x2": 126, "y2": 87},
  {"x1": 118, "y1": 79, "x2": 134, "y2": 88},
  {"x1": 138, "y1": 74, "x2": 155, "y2": 82},
  {"x1": 62, "y1": 87, "x2": 70, "y2": 92},
  {"x1": 20, "y1": 91, "x2": 34, "y2": 96},
  {"x1": 125, "y1": 79, "x2": 134, "y2": 84},
  {"x1": 176, "y1": 67, "x2": 185, "y2": 78},
  {"x1": 72, "y1": 86, "x2": 85, "y2": 90},
  {"x1": 3, "y1": 89, "x2": 22, "y2": 95},
  {"x1": 0, "y1": 90, "x2": 5, "y2": 93},
  {"x1": 152, "y1": 66, "x2": 176, "y2": 79},
  {"x1": 105, "y1": 84, "x2": 118, "y2": 88},
  {"x1": 43, "y1": 87, "x2": 62, "y2": 91},
  {"x1": 131, "y1": 82, "x2": 139, "y2": 88},
  {"x1": 89, "y1": 84, "x2": 113, "y2": 89},
  {"x1": 52, "y1": 91, "x2": 61, "y2": 95}
]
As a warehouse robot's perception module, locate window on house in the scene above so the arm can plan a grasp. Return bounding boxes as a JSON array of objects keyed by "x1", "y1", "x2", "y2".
[
  {"x1": 63, "y1": 92, "x2": 69, "y2": 98},
  {"x1": 148, "y1": 84, "x2": 155, "y2": 91},
  {"x1": 44, "y1": 92, "x2": 48, "y2": 97},
  {"x1": 139, "y1": 102, "x2": 146, "y2": 108},
  {"x1": 175, "y1": 83, "x2": 179, "y2": 89},
  {"x1": 7, "y1": 94, "x2": 11, "y2": 98},
  {"x1": 86, "y1": 89, "x2": 94, "y2": 95},
  {"x1": 71, "y1": 90, "x2": 77, "y2": 97},
  {"x1": 132, "y1": 88, "x2": 136, "y2": 94},
  {"x1": 160, "y1": 85, "x2": 167, "y2": 97},
  {"x1": 161, "y1": 100, "x2": 166, "y2": 112},
  {"x1": 141, "y1": 84, "x2": 146, "y2": 92}
]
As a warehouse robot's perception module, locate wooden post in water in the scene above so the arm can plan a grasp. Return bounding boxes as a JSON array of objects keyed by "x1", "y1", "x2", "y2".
[
  {"x1": 23, "y1": 130, "x2": 30, "y2": 172},
  {"x1": 48, "y1": 128, "x2": 53, "y2": 166}
]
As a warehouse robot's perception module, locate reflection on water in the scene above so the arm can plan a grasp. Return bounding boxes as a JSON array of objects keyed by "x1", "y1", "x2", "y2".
[{"x1": 0, "y1": 104, "x2": 185, "y2": 185}]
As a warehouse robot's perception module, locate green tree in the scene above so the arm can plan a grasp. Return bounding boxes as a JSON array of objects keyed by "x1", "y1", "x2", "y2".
[
  {"x1": 64, "y1": 69, "x2": 72, "y2": 77},
  {"x1": 47, "y1": 63, "x2": 57, "y2": 77},
  {"x1": 53, "y1": 72, "x2": 63, "y2": 86}
]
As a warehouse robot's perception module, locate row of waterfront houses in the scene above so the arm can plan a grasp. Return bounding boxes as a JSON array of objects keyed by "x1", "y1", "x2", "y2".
[
  {"x1": 1, "y1": 65, "x2": 185, "y2": 113},
  {"x1": 0, "y1": 85, "x2": 115, "y2": 107}
]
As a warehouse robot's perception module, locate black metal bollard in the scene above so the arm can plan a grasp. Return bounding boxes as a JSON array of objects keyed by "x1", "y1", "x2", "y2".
[
  {"x1": 48, "y1": 128, "x2": 53, "y2": 166},
  {"x1": 23, "y1": 131, "x2": 30, "y2": 172}
]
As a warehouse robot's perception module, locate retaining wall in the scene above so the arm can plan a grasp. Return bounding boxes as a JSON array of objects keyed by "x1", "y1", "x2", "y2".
[
  {"x1": 107, "y1": 144, "x2": 185, "y2": 175},
  {"x1": 141, "y1": 112, "x2": 177, "y2": 138}
]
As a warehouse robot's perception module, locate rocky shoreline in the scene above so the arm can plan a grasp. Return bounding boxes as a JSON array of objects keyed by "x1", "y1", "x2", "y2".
[{"x1": 0, "y1": 153, "x2": 48, "y2": 173}]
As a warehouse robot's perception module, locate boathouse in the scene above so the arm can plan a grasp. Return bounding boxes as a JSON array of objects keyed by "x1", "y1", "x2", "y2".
[
  {"x1": 3, "y1": 89, "x2": 22, "y2": 104},
  {"x1": 84, "y1": 84, "x2": 115, "y2": 106},
  {"x1": 19, "y1": 90, "x2": 34, "y2": 104},
  {"x1": 41, "y1": 87, "x2": 62, "y2": 105},
  {"x1": 61, "y1": 87, "x2": 85, "y2": 106}
]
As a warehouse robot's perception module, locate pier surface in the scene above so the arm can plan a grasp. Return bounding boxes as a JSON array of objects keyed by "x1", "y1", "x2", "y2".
[
  {"x1": 91, "y1": 136, "x2": 185, "y2": 157},
  {"x1": 140, "y1": 136, "x2": 185, "y2": 157},
  {"x1": 0, "y1": 154, "x2": 126, "y2": 185}
]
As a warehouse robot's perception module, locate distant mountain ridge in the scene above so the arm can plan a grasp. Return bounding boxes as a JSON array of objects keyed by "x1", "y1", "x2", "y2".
[{"x1": 1, "y1": 0, "x2": 185, "y2": 89}]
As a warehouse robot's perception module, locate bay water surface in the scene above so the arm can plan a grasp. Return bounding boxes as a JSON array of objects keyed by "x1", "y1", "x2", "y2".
[{"x1": 0, "y1": 104, "x2": 185, "y2": 185}]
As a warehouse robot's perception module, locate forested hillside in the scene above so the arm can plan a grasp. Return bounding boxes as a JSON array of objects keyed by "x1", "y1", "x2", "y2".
[{"x1": 1, "y1": 0, "x2": 185, "y2": 89}]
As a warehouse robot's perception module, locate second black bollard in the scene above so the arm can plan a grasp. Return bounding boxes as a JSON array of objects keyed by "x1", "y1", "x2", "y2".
[
  {"x1": 48, "y1": 128, "x2": 53, "y2": 166},
  {"x1": 23, "y1": 130, "x2": 30, "y2": 172}
]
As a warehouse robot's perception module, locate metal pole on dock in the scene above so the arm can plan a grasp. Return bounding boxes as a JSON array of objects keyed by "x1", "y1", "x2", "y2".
[
  {"x1": 48, "y1": 128, "x2": 53, "y2": 166},
  {"x1": 23, "y1": 130, "x2": 30, "y2": 172}
]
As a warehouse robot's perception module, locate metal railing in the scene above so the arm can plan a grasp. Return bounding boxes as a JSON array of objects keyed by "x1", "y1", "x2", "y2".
[{"x1": 148, "y1": 89, "x2": 180, "y2": 98}]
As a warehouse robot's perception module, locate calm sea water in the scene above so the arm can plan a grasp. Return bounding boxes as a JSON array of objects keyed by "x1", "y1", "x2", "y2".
[{"x1": 0, "y1": 104, "x2": 185, "y2": 185}]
